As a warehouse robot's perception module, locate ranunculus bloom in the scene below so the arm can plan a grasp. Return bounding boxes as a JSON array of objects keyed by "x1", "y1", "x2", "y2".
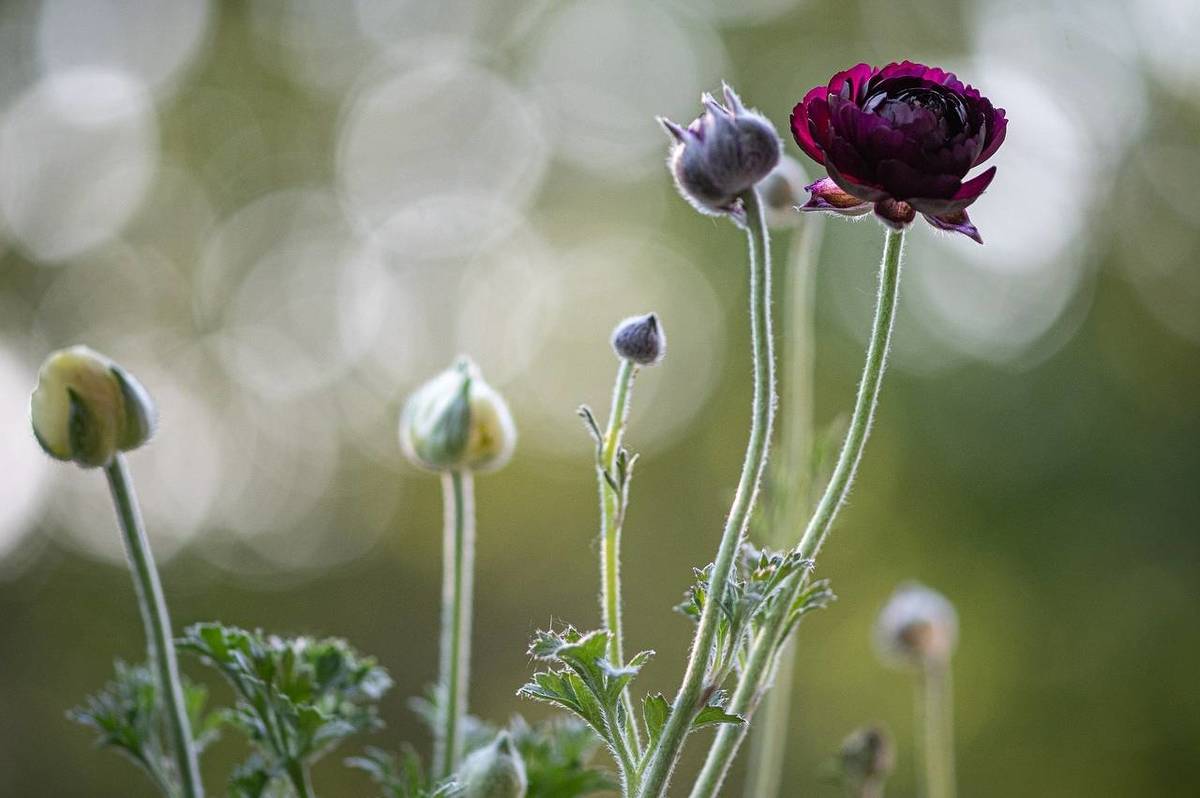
[{"x1": 791, "y1": 61, "x2": 1006, "y2": 243}]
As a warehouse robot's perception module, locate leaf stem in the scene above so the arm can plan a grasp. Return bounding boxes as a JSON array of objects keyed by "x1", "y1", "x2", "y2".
[
  {"x1": 434, "y1": 470, "x2": 476, "y2": 780},
  {"x1": 689, "y1": 227, "x2": 905, "y2": 798},
  {"x1": 599, "y1": 356, "x2": 641, "y2": 754},
  {"x1": 105, "y1": 455, "x2": 204, "y2": 798},
  {"x1": 919, "y1": 662, "x2": 955, "y2": 798},
  {"x1": 636, "y1": 188, "x2": 776, "y2": 798}
]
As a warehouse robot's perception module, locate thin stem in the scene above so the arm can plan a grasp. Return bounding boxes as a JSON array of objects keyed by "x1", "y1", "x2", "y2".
[
  {"x1": 105, "y1": 455, "x2": 203, "y2": 798},
  {"x1": 636, "y1": 188, "x2": 776, "y2": 798},
  {"x1": 598, "y1": 356, "x2": 642, "y2": 754},
  {"x1": 743, "y1": 207, "x2": 824, "y2": 798},
  {"x1": 689, "y1": 227, "x2": 905, "y2": 798},
  {"x1": 434, "y1": 470, "x2": 476, "y2": 780},
  {"x1": 285, "y1": 760, "x2": 316, "y2": 798},
  {"x1": 919, "y1": 662, "x2": 955, "y2": 798}
]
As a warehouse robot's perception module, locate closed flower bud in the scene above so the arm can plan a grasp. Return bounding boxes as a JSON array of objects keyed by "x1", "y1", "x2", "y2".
[
  {"x1": 399, "y1": 357, "x2": 516, "y2": 473},
  {"x1": 874, "y1": 582, "x2": 958, "y2": 668},
  {"x1": 458, "y1": 731, "x2": 528, "y2": 798},
  {"x1": 30, "y1": 346, "x2": 157, "y2": 469},
  {"x1": 757, "y1": 155, "x2": 814, "y2": 229},
  {"x1": 659, "y1": 83, "x2": 781, "y2": 220},
  {"x1": 611, "y1": 313, "x2": 666, "y2": 366},
  {"x1": 838, "y1": 724, "x2": 895, "y2": 788}
]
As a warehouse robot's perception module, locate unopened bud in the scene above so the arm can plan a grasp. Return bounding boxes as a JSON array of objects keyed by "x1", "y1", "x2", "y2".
[
  {"x1": 659, "y1": 83, "x2": 781, "y2": 220},
  {"x1": 838, "y1": 724, "x2": 895, "y2": 789},
  {"x1": 757, "y1": 155, "x2": 811, "y2": 228},
  {"x1": 30, "y1": 346, "x2": 157, "y2": 469},
  {"x1": 874, "y1": 582, "x2": 958, "y2": 668},
  {"x1": 611, "y1": 313, "x2": 666, "y2": 366},
  {"x1": 459, "y1": 731, "x2": 528, "y2": 798},
  {"x1": 399, "y1": 357, "x2": 516, "y2": 473}
]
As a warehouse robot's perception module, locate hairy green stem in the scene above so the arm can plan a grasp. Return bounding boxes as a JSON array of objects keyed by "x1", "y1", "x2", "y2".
[
  {"x1": 598, "y1": 356, "x2": 642, "y2": 754},
  {"x1": 285, "y1": 760, "x2": 316, "y2": 798},
  {"x1": 105, "y1": 455, "x2": 203, "y2": 798},
  {"x1": 636, "y1": 188, "x2": 775, "y2": 798},
  {"x1": 689, "y1": 227, "x2": 905, "y2": 798},
  {"x1": 434, "y1": 470, "x2": 475, "y2": 779},
  {"x1": 919, "y1": 662, "x2": 955, "y2": 798},
  {"x1": 743, "y1": 208, "x2": 824, "y2": 798}
]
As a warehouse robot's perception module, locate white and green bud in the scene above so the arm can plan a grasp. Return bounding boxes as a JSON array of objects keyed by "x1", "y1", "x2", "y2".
[
  {"x1": 399, "y1": 357, "x2": 516, "y2": 473},
  {"x1": 30, "y1": 346, "x2": 157, "y2": 469},
  {"x1": 874, "y1": 582, "x2": 959, "y2": 669},
  {"x1": 458, "y1": 731, "x2": 528, "y2": 798},
  {"x1": 757, "y1": 155, "x2": 810, "y2": 229},
  {"x1": 611, "y1": 313, "x2": 666, "y2": 366}
]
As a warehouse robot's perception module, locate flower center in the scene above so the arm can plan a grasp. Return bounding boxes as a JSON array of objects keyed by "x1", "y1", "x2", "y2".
[{"x1": 862, "y1": 79, "x2": 969, "y2": 137}]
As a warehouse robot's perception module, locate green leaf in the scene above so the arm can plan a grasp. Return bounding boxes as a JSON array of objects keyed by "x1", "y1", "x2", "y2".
[
  {"x1": 641, "y1": 693, "x2": 669, "y2": 747},
  {"x1": 692, "y1": 705, "x2": 745, "y2": 729}
]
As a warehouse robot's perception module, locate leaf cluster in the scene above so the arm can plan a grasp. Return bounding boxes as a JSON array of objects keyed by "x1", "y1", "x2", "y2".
[
  {"x1": 69, "y1": 660, "x2": 221, "y2": 797},
  {"x1": 178, "y1": 622, "x2": 392, "y2": 796}
]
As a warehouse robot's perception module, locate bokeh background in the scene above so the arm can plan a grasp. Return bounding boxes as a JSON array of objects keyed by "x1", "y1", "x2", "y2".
[{"x1": 1, "y1": 0, "x2": 1198, "y2": 795}]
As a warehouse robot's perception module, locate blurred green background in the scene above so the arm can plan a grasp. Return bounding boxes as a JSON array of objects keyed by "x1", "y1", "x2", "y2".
[{"x1": 1, "y1": 0, "x2": 1198, "y2": 795}]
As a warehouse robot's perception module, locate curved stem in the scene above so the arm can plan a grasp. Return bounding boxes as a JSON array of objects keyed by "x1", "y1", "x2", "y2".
[
  {"x1": 743, "y1": 208, "x2": 824, "y2": 798},
  {"x1": 919, "y1": 662, "x2": 955, "y2": 798},
  {"x1": 599, "y1": 357, "x2": 642, "y2": 754},
  {"x1": 105, "y1": 455, "x2": 204, "y2": 798},
  {"x1": 434, "y1": 470, "x2": 475, "y2": 780},
  {"x1": 636, "y1": 188, "x2": 776, "y2": 798},
  {"x1": 689, "y1": 227, "x2": 905, "y2": 798}
]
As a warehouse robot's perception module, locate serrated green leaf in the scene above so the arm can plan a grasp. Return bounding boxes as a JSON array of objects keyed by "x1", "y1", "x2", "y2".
[
  {"x1": 692, "y1": 705, "x2": 745, "y2": 729},
  {"x1": 642, "y1": 693, "x2": 669, "y2": 747}
]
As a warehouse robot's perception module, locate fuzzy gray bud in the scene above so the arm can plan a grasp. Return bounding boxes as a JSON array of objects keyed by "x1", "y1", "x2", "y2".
[
  {"x1": 458, "y1": 731, "x2": 528, "y2": 798},
  {"x1": 837, "y1": 725, "x2": 895, "y2": 790},
  {"x1": 659, "y1": 83, "x2": 781, "y2": 220},
  {"x1": 874, "y1": 582, "x2": 959, "y2": 668},
  {"x1": 611, "y1": 313, "x2": 666, "y2": 365}
]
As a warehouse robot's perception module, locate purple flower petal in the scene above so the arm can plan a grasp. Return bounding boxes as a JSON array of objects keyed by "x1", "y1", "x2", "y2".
[
  {"x1": 907, "y1": 166, "x2": 997, "y2": 215},
  {"x1": 800, "y1": 177, "x2": 872, "y2": 215},
  {"x1": 923, "y1": 209, "x2": 983, "y2": 244}
]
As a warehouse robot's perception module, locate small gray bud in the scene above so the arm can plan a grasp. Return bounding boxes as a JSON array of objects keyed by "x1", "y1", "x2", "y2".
[
  {"x1": 874, "y1": 582, "x2": 959, "y2": 669},
  {"x1": 459, "y1": 731, "x2": 527, "y2": 798},
  {"x1": 838, "y1": 724, "x2": 895, "y2": 789},
  {"x1": 611, "y1": 313, "x2": 666, "y2": 365},
  {"x1": 659, "y1": 83, "x2": 782, "y2": 220}
]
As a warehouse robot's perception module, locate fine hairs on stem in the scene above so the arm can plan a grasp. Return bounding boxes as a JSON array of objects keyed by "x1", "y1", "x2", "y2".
[
  {"x1": 106, "y1": 455, "x2": 204, "y2": 798},
  {"x1": 435, "y1": 469, "x2": 476, "y2": 779},
  {"x1": 689, "y1": 227, "x2": 905, "y2": 798},
  {"x1": 636, "y1": 186, "x2": 776, "y2": 798},
  {"x1": 598, "y1": 356, "x2": 642, "y2": 756}
]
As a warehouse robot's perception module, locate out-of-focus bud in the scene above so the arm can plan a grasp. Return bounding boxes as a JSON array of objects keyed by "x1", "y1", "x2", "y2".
[
  {"x1": 458, "y1": 731, "x2": 528, "y2": 798},
  {"x1": 30, "y1": 346, "x2": 157, "y2": 469},
  {"x1": 611, "y1": 313, "x2": 666, "y2": 366},
  {"x1": 874, "y1": 582, "x2": 959, "y2": 668},
  {"x1": 659, "y1": 83, "x2": 781, "y2": 220},
  {"x1": 399, "y1": 357, "x2": 516, "y2": 473},
  {"x1": 837, "y1": 724, "x2": 895, "y2": 790},
  {"x1": 757, "y1": 155, "x2": 812, "y2": 229}
]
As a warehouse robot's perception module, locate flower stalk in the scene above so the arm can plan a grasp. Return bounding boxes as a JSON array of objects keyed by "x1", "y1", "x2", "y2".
[
  {"x1": 598, "y1": 355, "x2": 641, "y2": 752},
  {"x1": 919, "y1": 661, "x2": 955, "y2": 798},
  {"x1": 635, "y1": 186, "x2": 776, "y2": 798},
  {"x1": 689, "y1": 227, "x2": 905, "y2": 798},
  {"x1": 435, "y1": 468, "x2": 476, "y2": 779},
  {"x1": 106, "y1": 454, "x2": 204, "y2": 798}
]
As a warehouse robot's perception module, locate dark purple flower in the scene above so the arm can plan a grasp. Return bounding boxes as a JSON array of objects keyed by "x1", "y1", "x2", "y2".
[{"x1": 790, "y1": 61, "x2": 1006, "y2": 243}]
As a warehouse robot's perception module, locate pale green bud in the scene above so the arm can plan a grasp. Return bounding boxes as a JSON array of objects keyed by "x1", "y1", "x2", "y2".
[
  {"x1": 458, "y1": 731, "x2": 528, "y2": 798},
  {"x1": 30, "y1": 345, "x2": 157, "y2": 469},
  {"x1": 399, "y1": 357, "x2": 516, "y2": 473}
]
